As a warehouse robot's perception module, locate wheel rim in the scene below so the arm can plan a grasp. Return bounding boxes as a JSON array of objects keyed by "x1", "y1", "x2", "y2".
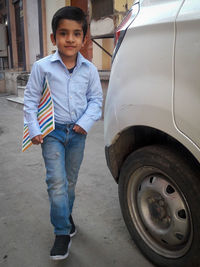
[{"x1": 127, "y1": 166, "x2": 193, "y2": 258}]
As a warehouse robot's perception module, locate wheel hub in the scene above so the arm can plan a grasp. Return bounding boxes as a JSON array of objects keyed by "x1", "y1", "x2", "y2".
[
  {"x1": 137, "y1": 175, "x2": 190, "y2": 247},
  {"x1": 147, "y1": 195, "x2": 171, "y2": 226}
]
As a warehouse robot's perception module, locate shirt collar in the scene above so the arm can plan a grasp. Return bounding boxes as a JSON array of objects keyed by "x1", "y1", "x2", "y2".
[{"x1": 50, "y1": 50, "x2": 88, "y2": 67}]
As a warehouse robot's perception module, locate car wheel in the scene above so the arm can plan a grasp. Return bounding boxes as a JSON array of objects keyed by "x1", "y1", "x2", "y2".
[{"x1": 118, "y1": 145, "x2": 200, "y2": 267}]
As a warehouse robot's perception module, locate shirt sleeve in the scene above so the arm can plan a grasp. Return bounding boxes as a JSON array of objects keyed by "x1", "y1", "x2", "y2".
[
  {"x1": 23, "y1": 62, "x2": 43, "y2": 139},
  {"x1": 76, "y1": 65, "x2": 103, "y2": 132}
]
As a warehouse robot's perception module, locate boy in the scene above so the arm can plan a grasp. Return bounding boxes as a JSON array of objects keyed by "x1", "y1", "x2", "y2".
[{"x1": 24, "y1": 6, "x2": 102, "y2": 260}]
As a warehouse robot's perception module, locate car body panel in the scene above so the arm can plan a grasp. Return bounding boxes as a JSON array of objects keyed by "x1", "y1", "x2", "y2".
[
  {"x1": 104, "y1": 0, "x2": 200, "y2": 265},
  {"x1": 174, "y1": 0, "x2": 200, "y2": 148},
  {"x1": 104, "y1": 0, "x2": 200, "y2": 164}
]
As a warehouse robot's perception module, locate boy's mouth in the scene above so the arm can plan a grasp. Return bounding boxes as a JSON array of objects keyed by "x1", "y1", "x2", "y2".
[{"x1": 65, "y1": 46, "x2": 76, "y2": 49}]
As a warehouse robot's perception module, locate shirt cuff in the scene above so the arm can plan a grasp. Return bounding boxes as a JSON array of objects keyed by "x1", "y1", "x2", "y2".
[
  {"x1": 76, "y1": 116, "x2": 96, "y2": 133},
  {"x1": 27, "y1": 121, "x2": 42, "y2": 139}
]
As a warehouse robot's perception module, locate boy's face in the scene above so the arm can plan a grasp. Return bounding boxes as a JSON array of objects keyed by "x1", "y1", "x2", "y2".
[{"x1": 51, "y1": 19, "x2": 85, "y2": 62}]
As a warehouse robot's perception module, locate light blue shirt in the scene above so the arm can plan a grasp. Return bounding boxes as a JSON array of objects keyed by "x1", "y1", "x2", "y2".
[{"x1": 24, "y1": 51, "x2": 103, "y2": 139}]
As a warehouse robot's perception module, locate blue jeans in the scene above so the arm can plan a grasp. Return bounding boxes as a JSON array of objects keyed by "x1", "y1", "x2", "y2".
[{"x1": 41, "y1": 123, "x2": 86, "y2": 235}]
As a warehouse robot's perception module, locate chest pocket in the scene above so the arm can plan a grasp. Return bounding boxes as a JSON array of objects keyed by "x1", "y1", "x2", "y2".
[{"x1": 72, "y1": 81, "x2": 88, "y2": 98}]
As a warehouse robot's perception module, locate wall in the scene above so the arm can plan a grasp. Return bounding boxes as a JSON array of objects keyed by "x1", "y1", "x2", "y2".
[
  {"x1": 90, "y1": 0, "x2": 134, "y2": 70},
  {"x1": 45, "y1": 0, "x2": 65, "y2": 55},
  {"x1": 114, "y1": 0, "x2": 134, "y2": 12},
  {"x1": 0, "y1": 72, "x2": 5, "y2": 93},
  {"x1": 102, "y1": 38, "x2": 113, "y2": 70},
  {"x1": 26, "y1": 0, "x2": 40, "y2": 68},
  {"x1": 114, "y1": 0, "x2": 134, "y2": 26},
  {"x1": 93, "y1": 39, "x2": 102, "y2": 70},
  {"x1": 5, "y1": 71, "x2": 19, "y2": 95}
]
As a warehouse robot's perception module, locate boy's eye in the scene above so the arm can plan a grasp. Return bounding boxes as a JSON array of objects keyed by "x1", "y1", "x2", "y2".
[
  {"x1": 60, "y1": 32, "x2": 66, "y2": 36},
  {"x1": 74, "y1": 32, "x2": 81, "y2": 37}
]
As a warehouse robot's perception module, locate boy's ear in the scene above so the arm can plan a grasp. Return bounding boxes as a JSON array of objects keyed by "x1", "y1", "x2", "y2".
[{"x1": 50, "y1": 33, "x2": 56, "y2": 46}]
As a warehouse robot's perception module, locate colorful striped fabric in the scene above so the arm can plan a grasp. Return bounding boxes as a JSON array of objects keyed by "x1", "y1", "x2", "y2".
[{"x1": 22, "y1": 77, "x2": 55, "y2": 152}]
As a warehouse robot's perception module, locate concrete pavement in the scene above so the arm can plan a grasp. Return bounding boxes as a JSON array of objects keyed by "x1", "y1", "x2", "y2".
[{"x1": 0, "y1": 96, "x2": 153, "y2": 267}]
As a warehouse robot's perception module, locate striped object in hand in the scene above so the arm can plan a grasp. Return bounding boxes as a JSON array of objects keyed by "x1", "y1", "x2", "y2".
[{"x1": 22, "y1": 77, "x2": 55, "y2": 152}]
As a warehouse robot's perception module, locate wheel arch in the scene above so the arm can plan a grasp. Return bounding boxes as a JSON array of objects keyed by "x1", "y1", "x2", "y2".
[{"x1": 105, "y1": 125, "x2": 200, "y2": 183}]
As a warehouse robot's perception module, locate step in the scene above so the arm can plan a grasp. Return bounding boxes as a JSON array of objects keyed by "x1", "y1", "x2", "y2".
[
  {"x1": 7, "y1": 95, "x2": 24, "y2": 110},
  {"x1": 17, "y1": 85, "x2": 26, "y2": 98}
]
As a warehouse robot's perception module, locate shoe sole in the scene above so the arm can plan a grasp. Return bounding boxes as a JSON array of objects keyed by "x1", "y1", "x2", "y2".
[
  {"x1": 50, "y1": 240, "x2": 72, "y2": 261},
  {"x1": 70, "y1": 228, "x2": 77, "y2": 238}
]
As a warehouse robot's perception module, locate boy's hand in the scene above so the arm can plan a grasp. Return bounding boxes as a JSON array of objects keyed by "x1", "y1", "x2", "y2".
[
  {"x1": 31, "y1": 135, "x2": 43, "y2": 145},
  {"x1": 73, "y1": 124, "x2": 87, "y2": 135}
]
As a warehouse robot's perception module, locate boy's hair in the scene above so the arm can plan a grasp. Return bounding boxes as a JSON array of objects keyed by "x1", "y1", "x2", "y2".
[{"x1": 51, "y1": 6, "x2": 88, "y2": 39}]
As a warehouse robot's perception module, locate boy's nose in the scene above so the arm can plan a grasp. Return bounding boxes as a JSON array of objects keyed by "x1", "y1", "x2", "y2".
[{"x1": 67, "y1": 34, "x2": 74, "y2": 42}]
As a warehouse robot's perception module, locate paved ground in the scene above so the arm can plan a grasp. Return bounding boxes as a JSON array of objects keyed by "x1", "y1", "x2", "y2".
[{"x1": 0, "y1": 96, "x2": 153, "y2": 267}]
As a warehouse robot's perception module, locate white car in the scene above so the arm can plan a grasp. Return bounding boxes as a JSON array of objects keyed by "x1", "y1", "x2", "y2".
[{"x1": 104, "y1": 0, "x2": 200, "y2": 266}]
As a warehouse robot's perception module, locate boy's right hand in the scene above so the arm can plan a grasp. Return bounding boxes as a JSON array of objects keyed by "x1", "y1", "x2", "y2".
[{"x1": 31, "y1": 135, "x2": 43, "y2": 145}]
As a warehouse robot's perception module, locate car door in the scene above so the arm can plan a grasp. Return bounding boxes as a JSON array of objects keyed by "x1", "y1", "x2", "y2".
[{"x1": 174, "y1": 0, "x2": 200, "y2": 148}]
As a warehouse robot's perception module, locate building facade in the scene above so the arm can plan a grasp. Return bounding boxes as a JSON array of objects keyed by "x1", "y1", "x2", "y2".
[{"x1": 0, "y1": 0, "x2": 134, "y2": 94}]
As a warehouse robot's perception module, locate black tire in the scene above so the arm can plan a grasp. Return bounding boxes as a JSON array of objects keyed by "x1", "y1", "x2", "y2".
[{"x1": 118, "y1": 145, "x2": 200, "y2": 267}]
